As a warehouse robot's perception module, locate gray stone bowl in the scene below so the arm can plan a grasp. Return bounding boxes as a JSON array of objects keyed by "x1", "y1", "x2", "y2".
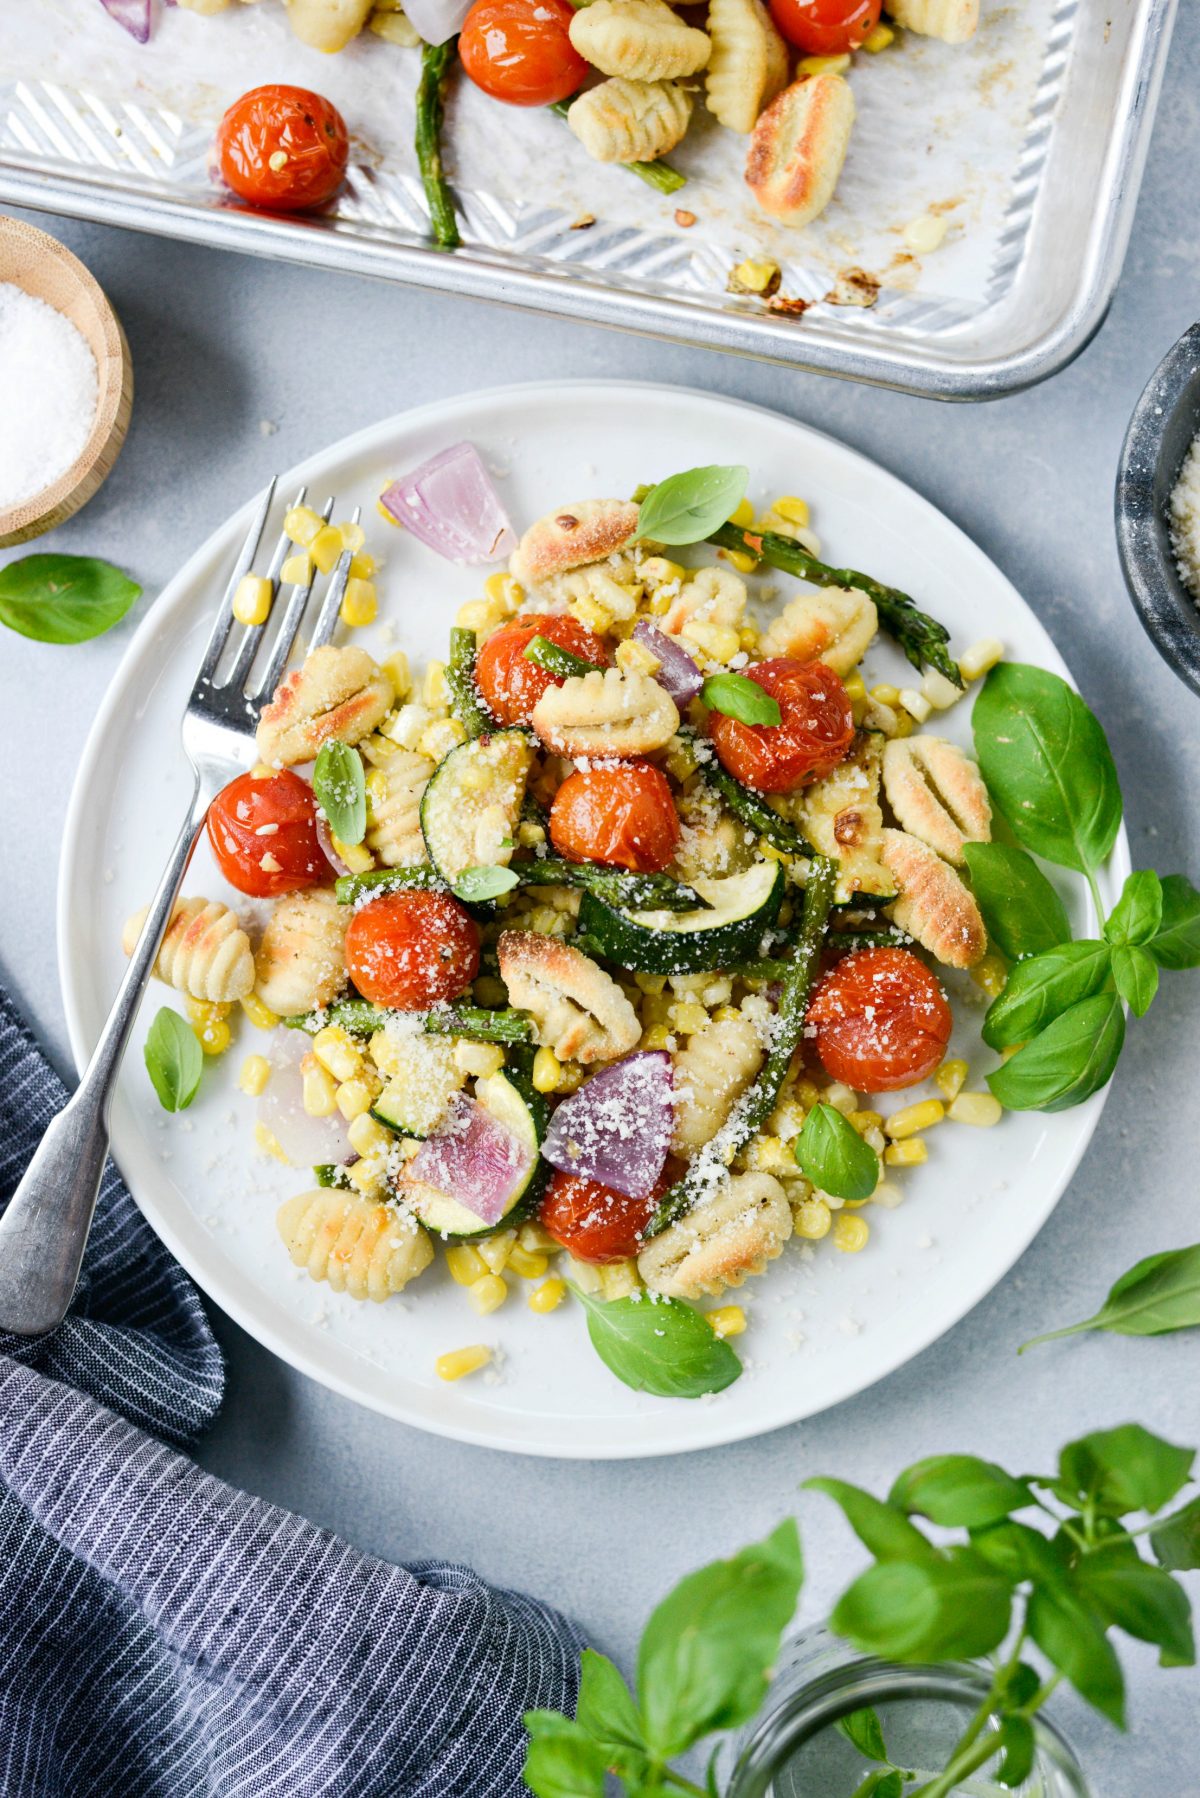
[{"x1": 1116, "y1": 321, "x2": 1200, "y2": 698}]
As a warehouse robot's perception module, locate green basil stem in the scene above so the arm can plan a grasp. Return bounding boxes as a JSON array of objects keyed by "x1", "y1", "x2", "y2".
[
  {"x1": 646, "y1": 854, "x2": 838, "y2": 1237},
  {"x1": 547, "y1": 99, "x2": 686, "y2": 194},
  {"x1": 416, "y1": 41, "x2": 460, "y2": 251},
  {"x1": 909, "y1": 1635, "x2": 1057, "y2": 1798},
  {"x1": 517, "y1": 854, "x2": 709, "y2": 913},
  {"x1": 522, "y1": 634, "x2": 603, "y2": 680},
  {"x1": 446, "y1": 627, "x2": 494, "y2": 737},
  {"x1": 707, "y1": 521, "x2": 963, "y2": 689}
]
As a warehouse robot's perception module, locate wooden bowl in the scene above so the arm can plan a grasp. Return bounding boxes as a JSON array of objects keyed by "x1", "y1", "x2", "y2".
[{"x1": 0, "y1": 216, "x2": 133, "y2": 548}]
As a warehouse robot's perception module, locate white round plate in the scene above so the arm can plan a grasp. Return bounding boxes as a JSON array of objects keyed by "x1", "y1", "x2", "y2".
[{"x1": 59, "y1": 381, "x2": 1128, "y2": 1459}]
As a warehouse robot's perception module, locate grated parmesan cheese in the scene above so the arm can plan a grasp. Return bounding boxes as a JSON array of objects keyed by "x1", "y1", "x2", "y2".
[{"x1": 1169, "y1": 429, "x2": 1200, "y2": 602}]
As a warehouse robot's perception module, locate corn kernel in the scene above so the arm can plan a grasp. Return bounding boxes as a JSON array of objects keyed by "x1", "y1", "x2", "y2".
[
  {"x1": 350, "y1": 551, "x2": 377, "y2": 580},
  {"x1": 569, "y1": 595, "x2": 613, "y2": 634},
  {"x1": 312, "y1": 1025, "x2": 361, "y2": 1082},
  {"x1": 843, "y1": 671, "x2": 867, "y2": 705},
  {"x1": 959, "y1": 638, "x2": 1005, "y2": 682},
  {"x1": 616, "y1": 638, "x2": 660, "y2": 676},
  {"x1": 824, "y1": 1082, "x2": 858, "y2": 1116},
  {"x1": 435, "y1": 1344, "x2": 492, "y2": 1382},
  {"x1": 885, "y1": 1137, "x2": 928, "y2": 1167},
  {"x1": 599, "y1": 1259, "x2": 640, "y2": 1300},
  {"x1": 420, "y1": 661, "x2": 447, "y2": 711},
  {"x1": 725, "y1": 549, "x2": 757, "y2": 575},
  {"x1": 198, "y1": 1017, "x2": 231, "y2": 1056},
  {"x1": 310, "y1": 525, "x2": 345, "y2": 575},
  {"x1": 833, "y1": 1213, "x2": 870, "y2": 1253},
  {"x1": 468, "y1": 1273, "x2": 509, "y2": 1316},
  {"x1": 729, "y1": 498, "x2": 755, "y2": 528},
  {"x1": 485, "y1": 571, "x2": 524, "y2": 612},
  {"x1": 418, "y1": 717, "x2": 467, "y2": 761},
  {"x1": 232, "y1": 574, "x2": 273, "y2": 627},
  {"x1": 477, "y1": 1229, "x2": 516, "y2": 1274},
  {"x1": 899, "y1": 687, "x2": 932, "y2": 723},
  {"x1": 454, "y1": 1040, "x2": 506, "y2": 1078},
  {"x1": 799, "y1": 51, "x2": 851, "y2": 72},
  {"x1": 377, "y1": 495, "x2": 399, "y2": 526},
  {"x1": 935, "y1": 1058, "x2": 968, "y2": 1102},
  {"x1": 524, "y1": 1049, "x2": 560, "y2": 1097},
  {"x1": 948, "y1": 1091, "x2": 1003, "y2": 1128},
  {"x1": 529, "y1": 1277, "x2": 567, "y2": 1315},
  {"x1": 341, "y1": 578, "x2": 378, "y2": 629},
  {"x1": 682, "y1": 620, "x2": 740, "y2": 664},
  {"x1": 921, "y1": 667, "x2": 962, "y2": 711},
  {"x1": 795, "y1": 1197, "x2": 833, "y2": 1240},
  {"x1": 971, "y1": 954, "x2": 1007, "y2": 1000},
  {"x1": 706, "y1": 1305, "x2": 747, "y2": 1339},
  {"x1": 641, "y1": 1024, "x2": 674, "y2": 1052},
  {"x1": 238, "y1": 1053, "x2": 271, "y2": 1097},
  {"x1": 649, "y1": 587, "x2": 674, "y2": 616},
  {"x1": 871, "y1": 1181, "x2": 905, "y2": 1209},
  {"x1": 904, "y1": 213, "x2": 950, "y2": 256},
  {"x1": 251, "y1": 762, "x2": 274, "y2": 779},
  {"x1": 863, "y1": 20, "x2": 893, "y2": 48},
  {"x1": 237, "y1": 994, "x2": 277, "y2": 1033},
  {"x1": 185, "y1": 998, "x2": 230, "y2": 1029},
  {"x1": 280, "y1": 552, "x2": 312, "y2": 586},
  {"x1": 554, "y1": 1063, "x2": 585, "y2": 1094},
  {"x1": 743, "y1": 1134, "x2": 790, "y2": 1174},
  {"x1": 456, "y1": 599, "x2": 492, "y2": 632},
  {"x1": 446, "y1": 1244, "x2": 487, "y2": 1285},
  {"x1": 301, "y1": 1054, "x2": 338, "y2": 1118},
  {"x1": 348, "y1": 1111, "x2": 392, "y2": 1159},
  {"x1": 890, "y1": 710, "x2": 915, "y2": 739},
  {"x1": 730, "y1": 259, "x2": 779, "y2": 295},
  {"x1": 886, "y1": 1099, "x2": 944, "y2": 1139},
  {"x1": 641, "y1": 556, "x2": 686, "y2": 585},
  {"x1": 772, "y1": 495, "x2": 810, "y2": 527},
  {"x1": 507, "y1": 1245, "x2": 549, "y2": 1279},
  {"x1": 337, "y1": 520, "x2": 366, "y2": 554},
  {"x1": 332, "y1": 835, "x2": 374, "y2": 876},
  {"x1": 254, "y1": 1121, "x2": 290, "y2": 1164},
  {"x1": 347, "y1": 1158, "x2": 387, "y2": 1198},
  {"x1": 284, "y1": 503, "x2": 323, "y2": 547},
  {"x1": 847, "y1": 1108, "x2": 884, "y2": 1137},
  {"x1": 336, "y1": 1075, "x2": 378, "y2": 1121},
  {"x1": 870, "y1": 682, "x2": 901, "y2": 707},
  {"x1": 381, "y1": 652, "x2": 412, "y2": 700},
  {"x1": 267, "y1": 149, "x2": 288, "y2": 174}
]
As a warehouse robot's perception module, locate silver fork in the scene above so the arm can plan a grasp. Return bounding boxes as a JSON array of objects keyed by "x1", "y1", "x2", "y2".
[{"x1": 0, "y1": 480, "x2": 361, "y2": 1337}]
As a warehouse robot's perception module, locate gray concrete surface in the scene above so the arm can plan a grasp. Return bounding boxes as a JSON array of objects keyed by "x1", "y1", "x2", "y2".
[{"x1": 3, "y1": 11, "x2": 1199, "y2": 1790}]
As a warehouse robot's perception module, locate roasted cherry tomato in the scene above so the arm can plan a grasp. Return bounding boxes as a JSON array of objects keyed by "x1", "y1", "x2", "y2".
[
  {"x1": 206, "y1": 770, "x2": 328, "y2": 898},
  {"x1": 806, "y1": 947, "x2": 953, "y2": 1093},
  {"x1": 475, "y1": 612, "x2": 608, "y2": 726},
  {"x1": 767, "y1": 0, "x2": 881, "y2": 53},
  {"x1": 459, "y1": 0, "x2": 588, "y2": 106},
  {"x1": 549, "y1": 761, "x2": 680, "y2": 873},
  {"x1": 216, "y1": 85, "x2": 349, "y2": 212},
  {"x1": 539, "y1": 1163, "x2": 673, "y2": 1263},
  {"x1": 709, "y1": 658, "x2": 855, "y2": 794},
  {"x1": 345, "y1": 890, "x2": 480, "y2": 1010}
]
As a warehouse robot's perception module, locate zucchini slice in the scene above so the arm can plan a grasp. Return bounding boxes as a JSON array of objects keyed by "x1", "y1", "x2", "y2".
[
  {"x1": 577, "y1": 860, "x2": 785, "y2": 974},
  {"x1": 369, "y1": 1029, "x2": 464, "y2": 1138},
  {"x1": 420, "y1": 729, "x2": 533, "y2": 883},
  {"x1": 403, "y1": 1070, "x2": 548, "y2": 1239}
]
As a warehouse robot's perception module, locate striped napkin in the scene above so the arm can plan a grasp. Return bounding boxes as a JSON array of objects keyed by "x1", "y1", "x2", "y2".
[{"x1": 0, "y1": 989, "x2": 583, "y2": 1796}]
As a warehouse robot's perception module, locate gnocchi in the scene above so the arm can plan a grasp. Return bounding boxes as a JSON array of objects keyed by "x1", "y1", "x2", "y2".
[{"x1": 123, "y1": 897, "x2": 254, "y2": 1004}]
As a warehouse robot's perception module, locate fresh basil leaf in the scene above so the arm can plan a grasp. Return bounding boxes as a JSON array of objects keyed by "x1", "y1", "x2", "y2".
[
  {"x1": 1021, "y1": 1244, "x2": 1200, "y2": 1351},
  {"x1": 969, "y1": 1521, "x2": 1068, "y2": 1587},
  {"x1": 850, "y1": 1772, "x2": 903, "y2": 1798},
  {"x1": 1110, "y1": 944, "x2": 1159, "y2": 1016},
  {"x1": 982, "y1": 942, "x2": 1112, "y2": 1049},
  {"x1": 1026, "y1": 1582, "x2": 1125, "y2": 1726},
  {"x1": 1149, "y1": 874, "x2": 1200, "y2": 969},
  {"x1": 830, "y1": 1549, "x2": 1012, "y2": 1663},
  {"x1": 636, "y1": 1519, "x2": 802, "y2": 1758},
  {"x1": 986, "y1": 991, "x2": 1124, "y2": 1112},
  {"x1": 972, "y1": 663, "x2": 1122, "y2": 875},
  {"x1": 1074, "y1": 1560, "x2": 1195, "y2": 1667},
  {"x1": 803, "y1": 1477, "x2": 934, "y2": 1562},
  {"x1": 1152, "y1": 1495, "x2": 1200, "y2": 1571},
  {"x1": 0, "y1": 553, "x2": 141, "y2": 645},
  {"x1": 1003, "y1": 1660, "x2": 1045, "y2": 1710},
  {"x1": 637, "y1": 465, "x2": 750, "y2": 546},
  {"x1": 1054, "y1": 1425, "x2": 1194, "y2": 1517},
  {"x1": 571, "y1": 1286, "x2": 741, "y2": 1400},
  {"x1": 963, "y1": 842, "x2": 1072, "y2": 961},
  {"x1": 521, "y1": 1712, "x2": 608, "y2": 1798},
  {"x1": 523, "y1": 635, "x2": 604, "y2": 680},
  {"x1": 837, "y1": 1706, "x2": 888, "y2": 1762},
  {"x1": 887, "y1": 1455, "x2": 1032, "y2": 1529},
  {"x1": 994, "y1": 1715, "x2": 1036, "y2": 1789},
  {"x1": 313, "y1": 741, "x2": 366, "y2": 847},
  {"x1": 574, "y1": 1650, "x2": 647, "y2": 1781},
  {"x1": 794, "y1": 1103, "x2": 880, "y2": 1202},
  {"x1": 452, "y1": 864, "x2": 521, "y2": 903},
  {"x1": 143, "y1": 1007, "x2": 203, "y2": 1113},
  {"x1": 702, "y1": 672, "x2": 781, "y2": 726},
  {"x1": 1104, "y1": 869, "x2": 1163, "y2": 947}
]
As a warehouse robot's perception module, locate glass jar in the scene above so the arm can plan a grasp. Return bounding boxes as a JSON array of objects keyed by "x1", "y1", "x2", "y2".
[{"x1": 728, "y1": 1624, "x2": 1091, "y2": 1798}]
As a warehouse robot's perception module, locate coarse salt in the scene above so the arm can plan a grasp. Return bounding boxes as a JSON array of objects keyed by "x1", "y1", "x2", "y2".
[
  {"x1": 0, "y1": 283, "x2": 98, "y2": 511},
  {"x1": 1169, "y1": 429, "x2": 1200, "y2": 604}
]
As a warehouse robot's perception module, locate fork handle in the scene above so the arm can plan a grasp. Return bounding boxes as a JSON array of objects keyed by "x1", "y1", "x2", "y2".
[{"x1": 0, "y1": 780, "x2": 209, "y2": 1337}]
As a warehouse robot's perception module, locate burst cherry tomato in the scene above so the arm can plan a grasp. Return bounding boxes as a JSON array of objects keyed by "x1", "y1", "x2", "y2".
[
  {"x1": 206, "y1": 770, "x2": 328, "y2": 898},
  {"x1": 475, "y1": 612, "x2": 608, "y2": 726},
  {"x1": 345, "y1": 891, "x2": 480, "y2": 1010},
  {"x1": 768, "y1": 0, "x2": 881, "y2": 52},
  {"x1": 709, "y1": 658, "x2": 855, "y2": 794},
  {"x1": 539, "y1": 1164, "x2": 674, "y2": 1263},
  {"x1": 806, "y1": 947, "x2": 953, "y2": 1093},
  {"x1": 549, "y1": 761, "x2": 680, "y2": 873},
  {"x1": 215, "y1": 85, "x2": 349, "y2": 212},
  {"x1": 459, "y1": 0, "x2": 588, "y2": 106}
]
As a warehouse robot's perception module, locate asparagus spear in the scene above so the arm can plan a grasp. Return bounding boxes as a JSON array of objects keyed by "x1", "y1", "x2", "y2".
[
  {"x1": 287, "y1": 998, "x2": 531, "y2": 1043},
  {"x1": 731, "y1": 928, "x2": 908, "y2": 980},
  {"x1": 643, "y1": 854, "x2": 838, "y2": 1238},
  {"x1": 523, "y1": 634, "x2": 603, "y2": 679},
  {"x1": 446, "y1": 626, "x2": 495, "y2": 737},
  {"x1": 708, "y1": 520, "x2": 963, "y2": 689},
  {"x1": 417, "y1": 40, "x2": 460, "y2": 251},
  {"x1": 547, "y1": 100, "x2": 686, "y2": 195},
  {"x1": 334, "y1": 867, "x2": 445, "y2": 905},
  {"x1": 516, "y1": 855, "x2": 710, "y2": 913},
  {"x1": 699, "y1": 754, "x2": 814, "y2": 857}
]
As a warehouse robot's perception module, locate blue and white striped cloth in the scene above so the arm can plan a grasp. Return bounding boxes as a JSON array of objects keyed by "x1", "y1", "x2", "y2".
[{"x1": 0, "y1": 989, "x2": 584, "y2": 1796}]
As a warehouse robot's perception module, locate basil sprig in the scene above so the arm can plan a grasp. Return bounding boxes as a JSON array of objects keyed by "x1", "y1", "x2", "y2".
[
  {"x1": 702, "y1": 671, "x2": 781, "y2": 727},
  {"x1": 794, "y1": 1103, "x2": 879, "y2": 1202},
  {"x1": 1022, "y1": 1245, "x2": 1200, "y2": 1352},
  {"x1": 637, "y1": 464, "x2": 749, "y2": 547},
  {"x1": 963, "y1": 842, "x2": 1070, "y2": 962},
  {"x1": 568, "y1": 1285, "x2": 741, "y2": 1399},
  {"x1": 313, "y1": 741, "x2": 366, "y2": 847},
  {"x1": 451, "y1": 863, "x2": 520, "y2": 903},
  {"x1": 0, "y1": 554, "x2": 141, "y2": 645},
  {"x1": 144, "y1": 1007, "x2": 203, "y2": 1113}
]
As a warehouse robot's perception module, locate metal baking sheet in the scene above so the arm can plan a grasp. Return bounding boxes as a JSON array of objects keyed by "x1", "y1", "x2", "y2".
[{"x1": 0, "y1": 0, "x2": 1178, "y2": 397}]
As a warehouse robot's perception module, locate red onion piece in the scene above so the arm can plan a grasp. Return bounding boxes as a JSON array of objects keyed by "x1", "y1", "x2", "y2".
[
  {"x1": 399, "y1": 0, "x2": 475, "y2": 42},
  {"x1": 633, "y1": 621, "x2": 704, "y2": 703},
  {"x1": 380, "y1": 443, "x2": 517, "y2": 566},
  {"x1": 315, "y1": 813, "x2": 352, "y2": 879},
  {"x1": 258, "y1": 1030, "x2": 352, "y2": 1167},
  {"x1": 410, "y1": 1092, "x2": 532, "y2": 1225},
  {"x1": 99, "y1": 0, "x2": 151, "y2": 40},
  {"x1": 541, "y1": 1051, "x2": 674, "y2": 1200}
]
